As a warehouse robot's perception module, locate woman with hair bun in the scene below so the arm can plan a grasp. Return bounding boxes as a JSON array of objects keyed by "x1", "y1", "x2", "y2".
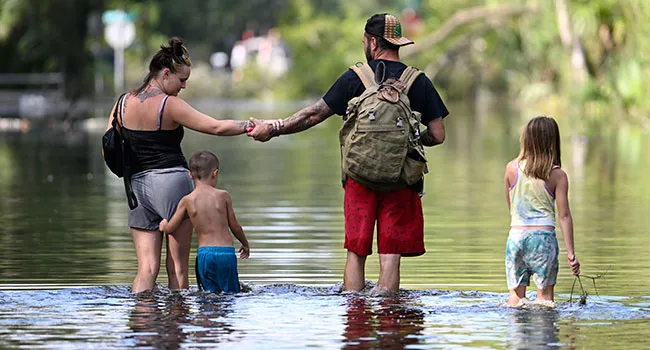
[{"x1": 105, "y1": 37, "x2": 257, "y2": 293}]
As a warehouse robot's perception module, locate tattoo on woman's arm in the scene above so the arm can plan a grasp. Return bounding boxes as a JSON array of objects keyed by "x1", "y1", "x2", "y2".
[{"x1": 235, "y1": 120, "x2": 248, "y2": 133}]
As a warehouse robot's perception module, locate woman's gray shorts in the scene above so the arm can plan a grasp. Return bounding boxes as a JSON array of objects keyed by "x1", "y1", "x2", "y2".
[{"x1": 128, "y1": 166, "x2": 194, "y2": 231}]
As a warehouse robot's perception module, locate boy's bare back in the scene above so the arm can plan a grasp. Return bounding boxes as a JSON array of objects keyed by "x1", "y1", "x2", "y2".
[
  {"x1": 160, "y1": 151, "x2": 249, "y2": 259},
  {"x1": 159, "y1": 151, "x2": 249, "y2": 258},
  {"x1": 162, "y1": 182, "x2": 248, "y2": 257},
  {"x1": 182, "y1": 186, "x2": 237, "y2": 247}
]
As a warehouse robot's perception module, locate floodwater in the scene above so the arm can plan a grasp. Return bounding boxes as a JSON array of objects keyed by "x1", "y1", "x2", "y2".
[{"x1": 0, "y1": 101, "x2": 649, "y2": 348}]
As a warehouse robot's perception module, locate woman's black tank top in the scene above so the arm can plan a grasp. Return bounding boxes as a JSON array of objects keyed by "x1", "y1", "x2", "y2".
[{"x1": 120, "y1": 95, "x2": 188, "y2": 174}]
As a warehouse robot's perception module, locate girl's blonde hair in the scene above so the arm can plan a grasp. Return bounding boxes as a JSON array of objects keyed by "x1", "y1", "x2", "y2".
[{"x1": 517, "y1": 116, "x2": 561, "y2": 180}]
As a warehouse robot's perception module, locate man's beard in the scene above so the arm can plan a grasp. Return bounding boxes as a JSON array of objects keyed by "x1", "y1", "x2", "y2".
[{"x1": 365, "y1": 44, "x2": 373, "y2": 63}]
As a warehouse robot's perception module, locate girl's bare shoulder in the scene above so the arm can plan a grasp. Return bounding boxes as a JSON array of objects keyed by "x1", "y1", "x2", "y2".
[
  {"x1": 505, "y1": 158, "x2": 518, "y2": 173},
  {"x1": 550, "y1": 166, "x2": 566, "y2": 176},
  {"x1": 550, "y1": 166, "x2": 567, "y2": 178},
  {"x1": 548, "y1": 166, "x2": 568, "y2": 187}
]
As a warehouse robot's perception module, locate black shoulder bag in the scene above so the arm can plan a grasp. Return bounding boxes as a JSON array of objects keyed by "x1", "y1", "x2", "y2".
[{"x1": 102, "y1": 93, "x2": 139, "y2": 209}]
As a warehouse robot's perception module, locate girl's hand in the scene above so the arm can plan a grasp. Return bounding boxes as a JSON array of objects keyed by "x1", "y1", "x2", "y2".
[
  {"x1": 239, "y1": 245, "x2": 250, "y2": 259},
  {"x1": 568, "y1": 255, "x2": 580, "y2": 276}
]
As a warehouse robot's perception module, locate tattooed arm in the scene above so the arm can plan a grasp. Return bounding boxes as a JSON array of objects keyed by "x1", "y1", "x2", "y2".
[
  {"x1": 278, "y1": 99, "x2": 334, "y2": 134},
  {"x1": 248, "y1": 99, "x2": 334, "y2": 142},
  {"x1": 421, "y1": 117, "x2": 445, "y2": 147},
  {"x1": 166, "y1": 96, "x2": 249, "y2": 136}
]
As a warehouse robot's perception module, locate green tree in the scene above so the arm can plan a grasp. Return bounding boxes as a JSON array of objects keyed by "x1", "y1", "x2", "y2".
[{"x1": 0, "y1": 0, "x2": 105, "y2": 100}]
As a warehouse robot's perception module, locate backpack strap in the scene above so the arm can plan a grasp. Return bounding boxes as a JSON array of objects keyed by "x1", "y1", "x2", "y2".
[
  {"x1": 399, "y1": 66, "x2": 423, "y2": 94},
  {"x1": 349, "y1": 63, "x2": 377, "y2": 89},
  {"x1": 111, "y1": 92, "x2": 138, "y2": 210}
]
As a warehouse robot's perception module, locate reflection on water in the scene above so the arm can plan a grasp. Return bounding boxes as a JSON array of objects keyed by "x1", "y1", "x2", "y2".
[
  {"x1": 506, "y1": 308, "x2": 562, "y2": 350},
  {"x1": 342, "y1": 296, "x2": 425, "y2": 348},
  {"x1": 1, "y1": 102, "x2": 650, "y2": 347},
  {"x1": 0, "y1": 286, "x2": 648, "y2": 349},
  {"x1": 126, "y1": 293, "x2": 192, "y2": 349}
]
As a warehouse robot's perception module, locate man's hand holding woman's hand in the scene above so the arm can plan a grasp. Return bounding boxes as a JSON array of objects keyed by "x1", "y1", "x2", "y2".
[{"x1": 246, "y1": 117, "x2": 283, "y2": 142}]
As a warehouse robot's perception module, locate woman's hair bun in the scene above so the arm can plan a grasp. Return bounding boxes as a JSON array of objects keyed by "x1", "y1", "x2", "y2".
[{"x1": 168, "y1": 37, "x2": 185, "y2": 56}]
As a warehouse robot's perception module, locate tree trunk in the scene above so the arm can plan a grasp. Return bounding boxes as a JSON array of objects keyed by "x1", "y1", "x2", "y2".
[{"x1": 555, "y1": 0, "x2": 589, "y2": 84}]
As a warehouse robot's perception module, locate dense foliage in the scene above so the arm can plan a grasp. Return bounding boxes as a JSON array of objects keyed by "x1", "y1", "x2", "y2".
[{"x1": 0, "y1": 0, "x2": 647, "y2": 126}]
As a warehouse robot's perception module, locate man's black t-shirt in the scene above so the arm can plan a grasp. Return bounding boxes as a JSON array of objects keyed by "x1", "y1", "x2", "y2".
[{"x1": 322, "y1": 59, "x2": 449, "y2": 124}]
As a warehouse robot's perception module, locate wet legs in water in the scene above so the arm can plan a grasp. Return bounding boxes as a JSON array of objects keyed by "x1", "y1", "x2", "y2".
[
  {"x1": 131, "y1": 218, "x2": 192, "y2": 293},
  {"x1": 131, "y1": 228, "x2": 163, "y2": 293},
  {"x1": 508, "y1": 284, "x2": 555, "y2": 306},
  {"x1": 344, "y1": 251, "x2": 401, "y2": 293},
  {"x1": 344, "y1": 251, "x2": 367, "y2": 291},
  {"x1": 377, "y1": 254, "x2": 400, "y2": 292},
  {"x1": 165, "y1": 219, "x2": 193, "y2": 290}
]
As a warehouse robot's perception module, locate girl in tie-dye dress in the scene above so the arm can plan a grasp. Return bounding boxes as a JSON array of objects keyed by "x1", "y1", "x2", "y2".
[{"x1": 503, "y1": 116, "x2": 581, "y2": 306}]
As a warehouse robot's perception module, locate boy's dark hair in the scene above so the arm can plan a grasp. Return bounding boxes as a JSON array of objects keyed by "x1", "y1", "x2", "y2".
[{"x1": 189, "y1": 150, "x2": 219, "y2": 180}]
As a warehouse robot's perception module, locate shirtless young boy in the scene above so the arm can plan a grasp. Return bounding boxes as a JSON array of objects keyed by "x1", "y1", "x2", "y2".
[{"x1": 160, "y1": 150, "x2": 250, "y2": 293}]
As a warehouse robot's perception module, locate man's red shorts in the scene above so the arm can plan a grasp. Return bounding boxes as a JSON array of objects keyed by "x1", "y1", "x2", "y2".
[{"x1": 343, "y1": 178, "x2": 425, "y2": 257}]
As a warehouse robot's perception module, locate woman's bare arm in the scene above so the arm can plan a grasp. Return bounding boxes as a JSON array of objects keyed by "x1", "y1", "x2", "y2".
[{"x1": 166, "y1": 97, "x2": 249, "y2": 136}]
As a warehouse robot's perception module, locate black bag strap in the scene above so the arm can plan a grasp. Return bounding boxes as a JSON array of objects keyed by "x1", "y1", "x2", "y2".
[
  {"x1": 123, "y1": 171, "x2": 138, "y2": 209},
  {"x1": 374, "y1": 61, "x2": 386, "y2": 84},
  {"x1": 112, "y1": 93, "x2": 127, "y2": 130},
  {"x1": 114, "y1": 93, "x2": 138, "y2": 210}
]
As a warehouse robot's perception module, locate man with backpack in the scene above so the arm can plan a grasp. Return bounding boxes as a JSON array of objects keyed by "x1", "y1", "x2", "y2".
[{"x1": 248, "y1": 13, "x2": 449, "y2": 294}]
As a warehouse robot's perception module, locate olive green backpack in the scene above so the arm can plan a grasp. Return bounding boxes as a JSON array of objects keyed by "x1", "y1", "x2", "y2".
[{"x1": 339, "y1": 62, "x2": 428, "y2": 190}]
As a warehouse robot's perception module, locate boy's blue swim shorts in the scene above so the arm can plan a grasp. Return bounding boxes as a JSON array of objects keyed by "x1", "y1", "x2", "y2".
[{"x1": 196, "y1": 246, "x2": 240, "y2": 293}]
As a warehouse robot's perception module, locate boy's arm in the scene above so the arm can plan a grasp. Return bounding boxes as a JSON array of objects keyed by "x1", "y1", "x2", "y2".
[
  {"x1": 555, "y1": 169, "x2": 580, "y2": 275},
  {"x1": 225, "y1": 192, "x2": 249, "y2": 258},
  {"x1": 160, "y1": 197, "x2": 188, "y2": 234}
]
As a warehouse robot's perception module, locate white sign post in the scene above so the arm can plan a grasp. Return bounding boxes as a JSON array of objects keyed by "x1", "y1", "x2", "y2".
[{"x1": 103, "y1": 10, "x2": 135, "y2": 94}]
